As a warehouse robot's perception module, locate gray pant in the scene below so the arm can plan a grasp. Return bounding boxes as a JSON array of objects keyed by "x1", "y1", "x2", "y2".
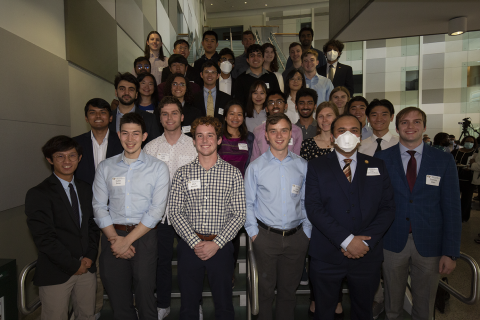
[
  {"x1": 253, "y1": 226, "x2": 310, "y2": 320},
  {"x1": 100, "y1": 230, "x2": 158, "y2": 320},
  {"x1": 382, "y1": 234, "x2": 440, "y2": 320}
]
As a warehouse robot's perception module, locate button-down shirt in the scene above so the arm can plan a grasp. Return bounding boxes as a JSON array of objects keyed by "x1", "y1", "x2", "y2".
[
  {"x1": 219, "y1": 75, "x2": 232, "y2": 95},
  {"x1": 286, "y1": 96, "x2": 299, "y2": 124},
  {"x1": 245, "y1": 149, "x2": 311, "y2": 238},
  {"x1": 361, "y1": 125, "x2": 373, "y2": 140},
  {"x1": 92, "y1": 150, "x2": 170, "y2": 229},
  {"x1": 144, "y1": 134, "x2": 198, "y2": 223},
  {"x1": 295, "y1": 119, "x2": 317, "y2": 140},
  {"x1": 231, "y1": 52, "x2": 249, "y2": 79},
  {"x1": 305, "y1": 73, "x2": 334, "y2": 104},
  {"x1": 251, "y1": 122, "x2": 303, "y2": 162},
  {"x1": 359, "y1": 132, "x2": 399, "y2": 156},
  {"x1": 55, "y1": 173, "x2": 82, "y2": 224},
  {"x1": 149, "y1": 53, "x2": 168, "y2": 85},
  {"x1": 91, "y1": 130, "x2": 109, "y2": 169},
  {"x1": 168, "y1": 156, "x2": 246, "y2": 249},
  {"x1": 245, "y1": 109, "x2": 267, "y2": 133},
  {"x1": 399, "y1": 141, "x2": 424, "y2": 174},
  {"x1": 246, "y1": 67, "x2": 268, "y2": 79},
  {"x1": 115, "y1": 106, "x2": 136, "y2": 133},
  {"x1": 203, "y1": 86, "x2": 217, "y2": 113}
]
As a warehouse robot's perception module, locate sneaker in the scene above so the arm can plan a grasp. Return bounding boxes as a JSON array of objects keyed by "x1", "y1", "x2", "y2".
[
  {"x1": 157, "y1": 307, "x2": 170, "y2": 319},
  {"x1": 372, "y1": 301, "x2": 385, "y2": 319},
  {"x1": 199, "y1": 305, "x2": 203, "y2": 320},
  {"x1": 300, "y1": 266, "x2": 309, "y2": 286}
]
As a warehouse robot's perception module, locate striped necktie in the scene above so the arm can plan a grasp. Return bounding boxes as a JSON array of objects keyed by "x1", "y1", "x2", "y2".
[{"x1": 343, "y1": 159, "x2": 352, "y2": 183}]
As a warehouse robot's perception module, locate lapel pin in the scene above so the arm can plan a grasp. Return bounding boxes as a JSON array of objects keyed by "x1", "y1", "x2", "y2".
[{"x1": 365, "y1": 160, "x2": 369, "y2": 164}]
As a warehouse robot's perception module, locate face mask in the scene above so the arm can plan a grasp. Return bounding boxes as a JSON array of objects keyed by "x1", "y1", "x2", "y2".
[
  {"x1": 449, "y1": 140, "x2": 454, "y2": 145},
  {"x1": 220, "y1": 61, "x2": 233, "y2": 74},
  {"x1": 327, "y1": 50, "x2": 339, "y2": 62},
  {"x1": 334, "y1": 131, "x2": 361, "y2": 153},
  {"x1": 464, "y1": 142, "x2": 474, "y2": 149}
]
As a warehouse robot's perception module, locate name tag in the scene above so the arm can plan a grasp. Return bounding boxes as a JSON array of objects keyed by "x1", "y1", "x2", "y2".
[
  {"x1": 158, "y1": 66, "x2": 163, "y2": 72},
  {"x1": 426, "y1": 175, "x2": 441, "y2": 186},
  {"x1": 306, "y1": 84, "x2": 310, "y2": 89},
  {"x1": 289, "y1": 138, "x2": 293, "y2": 146},
  {"x1": 182, "y1": 126, "x2": 191, "y2": 134},
  {"x1": 112, "y1": 177, "x2": 126, "y2": 186},
  {"x1": 367, "y1": 168, "x2": 380, "y2": 176},
  {"x1": 238, "y1": 143, "x2": 248, "y2": 150},
  {"x1": 265, "y1": 83, "x2": 270, "y2": 89},
  {"x1": 218, "y1": 108, "x2": 224, "y2": 115},
  {"x1": 157, "y1": 153, "x2": 169, "y2": 162},
  {"x1": 291, "y1": 184, "x2": 300, "y2": 194},
  {"x1": 188, "y1": 179, "x2": 201, "y2": 190}
]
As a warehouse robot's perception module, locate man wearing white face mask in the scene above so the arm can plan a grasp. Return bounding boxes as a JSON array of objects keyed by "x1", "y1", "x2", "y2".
[
  {"x1": 217, "y1": 48, "x2": 236, "y2": 95},
  {"x1": 319, "y1": 40, "x2": 354, "y2": 98},
  {"x1": 305, "y1": 114, "x2": 395, "y2": 320}
]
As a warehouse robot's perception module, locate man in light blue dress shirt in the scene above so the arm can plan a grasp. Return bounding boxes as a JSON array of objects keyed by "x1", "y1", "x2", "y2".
[
  {"x1": 92, "y1": 113, "x2": 170, "y2": 320},
  {"x1": 302, "y1": 49, "x2": 334, "y2": 105},
  {"x1": 245, "y1": 113, "x2": 311, "y2": 320}
]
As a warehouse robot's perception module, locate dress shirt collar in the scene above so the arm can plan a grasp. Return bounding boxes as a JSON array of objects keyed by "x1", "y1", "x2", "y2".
[
  {"x1": 246, "y1": 67, "x2": 268, "y2": 77},
  {"x1": 306, "y1": 72, "x2": 320, "y2": 81},
  {"x1": 264, "y1": 148, "x2": 293, "y2": 163},
  {"x1": 150, "y1": 52, "x2": 159, "y2": 59},
  {"x1": 399, "y1": 141, "x2": 424, "y2": 155},
  {"x1": 54, "y1": 172, "x2": 74, "y2": 189},
  {"x1": 91, "y1": 129, "x2": 109, "y2": 145},
  {"x1": 220, "y1": 74, "x2": 232, "y2": 82},
  {"x1": 295, "y1": 119, "x2": 317, "y2": 128},
  {"x1": 372, "y1": 131, "x2": 392, "y2": 142},
  {"x1": 193, "y1": 154, "x2": 225, "y2": 170},
  {"x1": 158, "y1": 133, "x2": 189, "y2": 146},
  {"x1": 335, "y1": 149, "x2": 358, "y2": 166},
  {"x1": 328, "y1": 61, "x2": 338, "y2": 69},
  {"x1": 203, "y1": 86, "x2": 217, "y2": 95},
  {"x1": 119, "y1": 150, "x2": 146, "y2": 165},
  {"x1": 116, "y1": 105, "x2": 135, "y2": 117}
]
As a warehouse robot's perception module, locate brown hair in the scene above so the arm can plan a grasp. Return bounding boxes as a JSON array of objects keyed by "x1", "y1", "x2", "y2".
[
  {"x1": 315, "y1": 101, "x2": 339, "y2": 135},
  {"x1": 191, "y1": 116, "x2": 223, "y2": 138},
  {"x1": 265, "y1": 113, "x2": 292, "y2": 131},
  {"x1": 144, "y1": 31, "x2": 165, "y2": 61},
  {"x1": 395, "y1": 106, "x2": 426, "y2": 129},
  {"x1": 301, "y1": 49, "x2": 318, "y2": 61},
  {"x1": 261, "y1": 43, "x2": 279, "y2": 73}
]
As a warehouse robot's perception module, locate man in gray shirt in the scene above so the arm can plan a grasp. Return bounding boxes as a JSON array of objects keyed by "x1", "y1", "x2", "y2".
[
  {"x1": 295, "y1": 88, "x2": 318, "y2": 141},
  {"x1": 231, "y1": 30, "x2": 256, "y2": 79}
]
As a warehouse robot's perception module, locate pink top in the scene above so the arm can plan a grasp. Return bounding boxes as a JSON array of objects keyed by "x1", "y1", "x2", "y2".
[{"x1": 250, "y1": 122, "x2": 303, "y2": 162}]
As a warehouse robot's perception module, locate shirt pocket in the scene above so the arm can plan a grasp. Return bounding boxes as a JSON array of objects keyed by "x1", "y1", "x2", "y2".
[{"x1": 290, "y1": 177, "x2": 304, "y2": 200}]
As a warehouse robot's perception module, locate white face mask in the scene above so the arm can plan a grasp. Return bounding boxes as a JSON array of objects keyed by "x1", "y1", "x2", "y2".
[
  {"x1": 334, "y1": 131, "x2": 360, "y2": 153},
  {"x1": 220, "y1": 61, "x2": 233, "y2": 74},
  {"x1": 326, "y1": 50, "x2": 339, "y2": 62}
]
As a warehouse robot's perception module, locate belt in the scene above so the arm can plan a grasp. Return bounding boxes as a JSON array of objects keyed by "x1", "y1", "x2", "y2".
[
  {"x1": 113, "y1": 224, "x2": 157, "y2": 233},
  {"x1": 196, "y1": 233, "x2": 217, "y2": 241},
  {"x1": 257, "y1": 219, "x2": 302, "y2": 237}
]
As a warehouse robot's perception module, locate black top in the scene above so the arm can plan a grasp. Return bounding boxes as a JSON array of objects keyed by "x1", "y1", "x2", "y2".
[
  {"x1": 300, "y1": 138, "x2": 334, "y2": 161},
  {"x1": 162, "y1": 66, "x2": 203, "y2": 87},
  {"x1": 108, "y1": 107, "x2": 161, "y2": 147},
  {"x1": 193, "y1": 52, "x2": 220, "y2": 74},
  {"x1": 318, "y1": 62, "x2": 354, "y2": 97},
  {"x1": 192, "y1": 88, "x2": 231, "y2": 123},
  {"x1": 233, "y1": 71, "x2": 281, "y2": 108}
]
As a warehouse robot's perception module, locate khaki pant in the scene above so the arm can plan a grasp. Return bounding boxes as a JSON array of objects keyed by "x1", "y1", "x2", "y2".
[{"x1": 95, "y1": 235, "x2": 104, "y2": 314}]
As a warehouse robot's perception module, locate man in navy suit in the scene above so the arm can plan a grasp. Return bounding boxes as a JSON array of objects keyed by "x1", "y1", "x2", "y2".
[
  {"x1": 375, "y1": 107, "x2": 461, "y2": 320},
  {"x1": 319, "y1": 39, "x2": 354, "y2": 97},
  {"x1": 306, "y1": 114, "x2": 396, "y2": 320}
]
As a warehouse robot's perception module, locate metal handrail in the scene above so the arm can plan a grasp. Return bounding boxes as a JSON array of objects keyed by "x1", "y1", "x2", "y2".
[
  {"x1": 269, "y1": 32, "x2": 288, "y2": 67},
  {"x1": 230, "y1": 28, "x2": 233, "y2": 51},
  {"x1": 247, "y1": 237, "x2": 259, "y2": 316},
  {"x1": 268, "y1": 38, "x2": 285, "y2": 71},
  {"x1": 438, "y1": 252, "x2": 480, "y2": 305},
  {"x1": 254, "y1": 30, "x2": 263, "y2": 46},
  {"x1": 19, "y1": 260, "x2": 41, "y2": 315}
]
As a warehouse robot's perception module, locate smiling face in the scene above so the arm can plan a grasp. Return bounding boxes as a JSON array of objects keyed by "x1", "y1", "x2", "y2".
[
  {"x1": 348, "y1": 100, "x2": 367, "y2": 126},
  {"x1": 225, "y1": 105, "x2": 244, "y2": 130},
  {"x1": 252, "y1": 85, "x2": 266, "y2": 107},
  {"x1": 242, "y1": 34, "x2": 255, "y2": 50},
  {"x1": 173, "y1": 43, "x2": 190, "y2": 59},
  {"x1": 265, "y1": 119, "x2": 292, "y2": 153},
  {"x1": 171, "y1": 76, "x2": 187, "y2": 99},
  {"x1": 331, "y1": 91, "x2": 348, "y2": 113},
  {"x1": 368, "y1": 105, "x2": 393, "y2": 134},
  {"x1": 193, "y1": 124, "x2": 222, "y2": 157},
  {"x1": 247, "y1": 51, "x2": 264, "y2": 70},
  {"x1": 296, "y1": 96, "x2": 315, "y2": 119},
  {"x1": 396, "y1": 111, "x2": 426, "y2": 146},
  {"x1": 202, "y1": 35, "x2": 218, "y2": 54},
  {"x1": 160, "y1": 103, "x2": 184, "y2": 132},
  {"x1": 135, "y1": 60, "x2": 151, "y2": 76},
  {"x1": 302, "y1": 54, "x2": 319, "y2": 73},
  {"x1": 264, "y1": 47, "x2": 275, "y2": 64},
  {"x1": 139, "y1": 76, "x2": 155, "y2": 97},
  {"x1": 288, "y1": 72, "x2": 304, "y2": 92},
  {"x1": 115, "y1": 80, "x2": 137, "y2": 106},
  {"x1": 118, "y1": 122, "x2": 147, "y2": 158},
  {"x1": 201, "y1": 66, "x2": 219, "y2": 87},
  {"x1": 147, "y1": 33, "x2": 161, "y2": 53},
  {"x1": 266, "y1": 93, "x2": 286, "y2": 115},
  {"x1": 170, "y1": 62, "x2": 186, "y2": 75},
  {"x1": 289, "y1": 45, "x2": 302, "y2": 63},
  {"x1": 300, "y1": 30, "x2": 313, "y2": 47},
  {"x1": 317, "y1": 107, "x2": 337, "y2": 133},
  {"x1": 47, "y1": 148, "x2": 82, "y2": 181},
  {"x1": 85, "y1": 105, "x2": 112, "y2": 130}
]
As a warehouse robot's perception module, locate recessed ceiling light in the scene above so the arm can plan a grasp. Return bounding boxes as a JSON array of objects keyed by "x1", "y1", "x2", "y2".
[
  {"x1": 265, "y1": 4, "x2": 267, "y2": 6},
  {"x1": 245, "y1": 1, "x2": 247, "y2": 3},
  {"x1": 210, "y1": 3, "x2": 213, "y2": 5}
]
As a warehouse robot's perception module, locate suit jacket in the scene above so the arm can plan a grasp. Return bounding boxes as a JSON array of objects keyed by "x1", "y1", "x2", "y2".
[
  {"x1": 73, "y1": 131, "x2": 124, "y2": 186},
  {"x1": 319, "y1": 62, "x2": 354, "y2": 97},
  {"x1": 192, "y1": 88, "x2": 231, "y2": 123},
  {"x1": 305, "y1": 151, "x2": 396, "y2": 264},
  {"x1": 25, "y1": 174, "x2": 100, "y2": 286},
  {"x1": 108, "y1": 107, "x2": 161, "y2": 147},
  {"x1": 375, "y1": 143, "x2": 461, "y2": 257}
]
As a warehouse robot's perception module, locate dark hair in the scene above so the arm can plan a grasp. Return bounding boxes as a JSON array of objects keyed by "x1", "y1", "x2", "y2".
[
  {"x1": 461, "y1": 135, "x2": 478, "y2": 150},
  {"x1": 299, "y1": 27, "x2": 314, "y2": 38},
  {"x1": 289, "y1": 42, "x2": 302, "y2": 50},
  {"x1": 159, "y1": 96, "x2": 183, "y2": 115},
  {"x1": 284, "y1": 69, "x2": 306, "y2": 99},
  {"x1": 449, "y1": 134, "x2": 455, "y2": 138},
  {"x1": 164, "y1": 73, "x2": 195, "y2": 105},
  {"x1": 174, "y1": 39, "x2": 189, "y2": 49},
  {"x1": 261, "y1": 43, "x2": 279, "y2": 73},
  {"x1": 365, "y1": 98, "x2": 394, "y2": 117},
  {"x1": 295, "y1": 88, "x2": 318, "y2": 106},
  {"x1": 246, "y1": 80, "x2": 267, "y2": 118},
  {"x1": 202, "y1": 30, "x2": 218, "y2": 42},
  {"x1": 222, "y1": 100, "x2": 248, "y2": 140},
  {"x1": 135, "y1": 73, "x2": 159, "y2": 108},
  {"x1": 247, "y1": 44, "x2": 264, "y2": 57},
  {"x1": 201, "y1": 60, "x2": 220, "y2": 73},
  {"x1": 144, "y1": 31, "x2": 165, "y2": 61},
  {"x1": 133, "y1": 56, "x2": 151, "y2": 70},
  {"x1": 218, "y1": 47, "x2": 235, "y2": 63},
  {"x1": 266, "y1": 90, "x2": 286, "y2": 102},
  {"x1": 42, "y1": 135, "x2": 83, "y2": 169},
  {"x1": 265, "y1": 113, "x2": 292, "y2": 131},
  {"x1": 84, "y1": 98, "x2": 111, "y2": 117},
  {"x1": 191, "y1": 116, "x2": 222, "y2": 138},
  {"x1": 434, "y1": 132, "x2": 449, "y2": 146},
  {"x1": 330, "y1": 114, "x2": 362, "y2": 133},
  {"x1": 395, "y1": 106, "x2": 426, "y2": 129},
  {"x1": 323, "y1": 39, "x2": 345, "y2": 54},
  {"x1": 345, "y1": 96, "x2": 369, "y2": 115},
  {"x1": 423, "y1": 136, "x2": 431, "y2": 142},
  {"x1": 242, "y1": 30, "x2": 254, "y2": 39},
  {"x1": 168, "y1": 54, "x2": 189, "y2": 67},
  {"x1": 120, "y1": 112, "x2": 146, "y2": 134},
  {"x1": 114, "y1": 72, "x2": 139, "y2": 91}
]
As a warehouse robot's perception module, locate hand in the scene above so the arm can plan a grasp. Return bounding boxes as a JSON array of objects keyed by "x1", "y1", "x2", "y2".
[
  {"x1": 109, "y1": 236, "x2": 132, "y2": 256},
  {"x1": 341, "y1": 248, "x2": 355, "y2": 259},
  {"x1": 469, "y1": 158, "x2": 476, "y2": 164},
  {"x1": 110, "y1": 99, "x2": 119, "y2": 111},
  {"x1": 81, "y1": 257, "x2": 93, "y2": 268},
  {"x1": 74, "y1": 259, "x2": 89, "y2": 275},
  {"x1": 251, "y1": 235, "x2": 257, "y2": 242},
  {"x1": 117, "y1": 246, "x2": 136, "y2": 259},
  {"x1": 194, "y1": 241, "x2": 220, "y2": 260},
  {"x1": 345, "y1": 236, "x2": 371, "y2": 258},
  {"x1": 439, "y1": 256, "x2": 457, "y2": 274}
]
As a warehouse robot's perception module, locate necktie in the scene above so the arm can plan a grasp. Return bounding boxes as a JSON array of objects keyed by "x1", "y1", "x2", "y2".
[
  {"x1": 375, "y1": 138, "x2": 382, "y2": 154},
  {"x1": 406, "y1": 151, "x2": 417, "y2": 192},
  {"x1": 69, "y1": 183, "x2": 81, "y2": 228},
  {"x1": 207, "y1": 90, "x2": 214, "y2": 116},
  {"x1": 328, "y1": 64, "x2": 335, "y2": 81},
  {"x1": 343, "y1": 159, "x2": 352, "y2": 183}
]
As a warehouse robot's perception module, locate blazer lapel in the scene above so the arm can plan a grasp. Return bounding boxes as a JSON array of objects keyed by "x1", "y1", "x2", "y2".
[
  {"x1": 414, "y1": 143, "x2": 429, "y2": 192},
  {"x1": 354, "y1": 153, "x2": 367, "y2": 199},
  {"x1": 48, "y1": 175, "x2": 79, "y2": 228},
  {"x1": 393, "y1": 144, "x2": 410, "y2": 191},
  {"x1": 82, "y1": 133, "x2": 95, "y2": 176},
  {"x1": 326, "y1": 152, "x2": 350, "y2": 198},
  {"x1": 75, "y1": 179, "x2": 89, "y2": 230}
]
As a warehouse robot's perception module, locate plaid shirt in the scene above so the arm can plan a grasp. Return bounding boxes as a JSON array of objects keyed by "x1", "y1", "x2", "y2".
[{"x1": 168, "y1": 156, "x2": 246, "y2": 249}]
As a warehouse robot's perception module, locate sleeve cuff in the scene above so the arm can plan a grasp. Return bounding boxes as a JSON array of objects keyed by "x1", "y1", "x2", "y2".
[
  {"x1": 341, "y1": 234, "x2": 354, "y2": 251},
  {"x1": 94, "y1": 215, "x2": 113, "y2": 229},
  {"x1": 302, "y1": 226, "x2": 311, "y2": 238},
  {"x1": 140, "y1": 213, "x2": 159, "y2": 229},
  {"x1": 245, "y1": 225, "x2": 259, "y2": 238},
  {"x1": 186, "y1": 236, "x2": 201, "y2": 249},
  {"x1": 213, "y1": 236, "x2": 226, "y2": 249}
]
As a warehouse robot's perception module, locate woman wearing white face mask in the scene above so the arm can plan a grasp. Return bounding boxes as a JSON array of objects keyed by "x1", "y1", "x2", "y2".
[{"x1": 319, "y1": 39, "x2": 354, "y2": 98}]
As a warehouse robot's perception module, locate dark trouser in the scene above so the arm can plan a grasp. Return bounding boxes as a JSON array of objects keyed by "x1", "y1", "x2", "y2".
[
  {"x1": 253, "y1": 226, "x2": 310, "y2": 320},
  {"x1": 156, "y1": 219, "x2": 176, "y2": 308},
  {"x1": 460, "y1": 180, "x2": 474, "y2": 221},
  {"x1": 232, "y1": 229, "x2": 242, "y2": 269},
  {"x1": 310, "y1": 256, "x2": 381, "y2": 320},
  {"x1": 177, "y1": 238, "x2": 234, "y2": 320},
  {"x1": 100, "y1": 231, "x2": 158, "y2": 320}
]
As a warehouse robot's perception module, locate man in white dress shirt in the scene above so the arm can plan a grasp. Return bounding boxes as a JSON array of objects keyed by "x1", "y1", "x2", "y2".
[{"x1": 218, "y1": 48, "x2": 235, "y2": 95}]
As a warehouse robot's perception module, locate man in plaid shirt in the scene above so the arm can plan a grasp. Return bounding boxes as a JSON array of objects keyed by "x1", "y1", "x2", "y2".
[{"x1": 168, "y1": 116, "x2": 246, "y2": 320}]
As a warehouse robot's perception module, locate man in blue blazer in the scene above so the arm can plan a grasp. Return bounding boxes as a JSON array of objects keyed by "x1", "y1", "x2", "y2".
[
  {"x1": 375, "y1": 107, "x2": 461, "y2": 320},
  {"x1": 306, "y1": 114, "x2": 396, "y2": 320}
]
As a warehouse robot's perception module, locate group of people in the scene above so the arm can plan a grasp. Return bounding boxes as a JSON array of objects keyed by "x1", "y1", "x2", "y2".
[{"x1": 25, "y1": 27, "x2": 462, "y2": 320}]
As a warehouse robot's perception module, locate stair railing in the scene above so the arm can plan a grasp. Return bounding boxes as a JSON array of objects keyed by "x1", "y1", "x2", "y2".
[
  {"x1": 247, "y1": 237, "x2": 259, "y2": 318},
  {"x1": 19, "y1": 260, "x2": 41, "y2": 315},
  {"x1": 269, "y1": 32, "x2": 287, "y2": 70},
  {"x1": 254, "y1": 29, "x2": 263, "y2": 46}
]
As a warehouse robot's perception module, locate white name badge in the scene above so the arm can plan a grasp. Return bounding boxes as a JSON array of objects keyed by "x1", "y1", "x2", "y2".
[
  {"x1": 182, "y1": 126, "x2": 191, "y2": 134},
  {"x1": 265, "y1": 83, "x2": 270, "y2": 89},
  {"x1": 306, "y1": 84, "x2": 310, "y2": 89},
  {"x1": 188, "y1": 180, "x2": 201, "y2": 190},
  {"x1": 157, "y1": 153, "x2": 170, "y2": 162},
  {"x1": 291, "y1": 184, "x2": 300, "y2": 194},
  {"x1": 158, "y1": 66, "x2": 163, "y2": 72},
  {"x1": 289, "y1": 138, "x2": 293, "y2": 146},
  {"x1": 238, "y1": 143, "x2": 248, "y2": 151},
  {"x1": 367, "y1": 168, "x2": 380, "y2": 176},
  {"x1": 218, "y1": 108, "x2": 224, "y2": 115},
  {"x1": 426, "y1": 175, "x2": 441, "y2": 186},
  {"x1": 112, "y1": 177, "x2": 126, "y2": 187}
]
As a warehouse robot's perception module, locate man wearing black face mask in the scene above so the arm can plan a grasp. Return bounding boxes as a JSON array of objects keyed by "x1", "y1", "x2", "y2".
[{"x1": 319, "y1": 39, "x2": 354, "y2": 98}]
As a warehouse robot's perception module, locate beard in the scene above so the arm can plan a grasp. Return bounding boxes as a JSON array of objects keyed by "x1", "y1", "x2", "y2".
[{"x1": 118, "y1": 95, "x2": 135, "y2": 106}]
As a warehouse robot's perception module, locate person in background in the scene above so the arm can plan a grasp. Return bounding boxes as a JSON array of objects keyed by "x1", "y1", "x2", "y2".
[
  {"x1": 344, "y1": 96, "x2": 373, "y2": 140},
  {"x1": 282, "y1": 42, "x2": 303, "y2": 82},
  {"x1": 135, "y1": 73, "x2": 159, "y2": 113},
  {"x1": 134, "y1": 56, "x2": 152, "y2": 77},
  {"x1": 218, "y1": 48, "x2": 236, "y2": 95},
  {"x1": 423, "y1": 136, "x2": 431, "y2": 146},
  {"x1": 262, "y1": 43, "x2": 284, "y2": 92},
  {"x1": 232, "y1": 30, "x2": 256, "y2": 79},
  {"x1": 144, "y1": 31, "x2": 168, "y2": 85},
  {"x1": 452, "y1": 135, "x2": 477, "y2": 222},
  {"x1": 284, "y1": 69, "x2": 307, "y2": 124},
  {"x1": 193, "y1": 31, "x2": 220, "y2": 74},
  {"x1": 161, "y1": 40, "x2": 202, "y2": 85},
  {"x1": 448, "y1": 134, "x2": 458, "y2": 152},
  {"x1": 245, "y1": 80, "x2": 268, "y2": 132},
  {"x1": 302, "y1": 50, "x2": 333, "y2": 105},
  {"x1": 285, "y1": 27, "x2": 326, "y2": 72},
  {"x1": 319, "y1": 39, "x2": 354, "y2": 97},
  {"x1": 432, "y1": 132, "x2": 451, "y2": 153},
  {"x1": 295, "y1": 88, "x2": 318, "y2": 141},
  {"x1": 329, "y1": 86, "x2": 350, "y2": 115},
  {"x1": 158, "y1": 54, "x2": 201, "y2": 101}
]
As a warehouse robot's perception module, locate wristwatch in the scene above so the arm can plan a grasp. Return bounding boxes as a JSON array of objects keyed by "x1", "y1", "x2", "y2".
[{"x1": 448, "y1": 256, "x2": 458, "y2": 261}]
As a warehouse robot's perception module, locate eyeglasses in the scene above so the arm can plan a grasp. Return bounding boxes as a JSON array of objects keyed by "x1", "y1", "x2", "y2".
[
  {"x1": 267, "y1": 100, "x2": 285, "y2": 106},
  {"x1": 203, "y1": 70, "x2": 218, "y2": 75},
  {"x1": 136, "y1": 64, "x2": 150, "y2": 70},
  {"x1": 176, "y1": 46, "x2": 189, "y2": 51},
  {"x1": 172, "y1": 82, "x2": 186, "y2": 87},
  {"x1": 53, "y1": 154, "x2": 79, "y2": 162},
  {"x1": 220, "y1": 58, "x2": 235, "y2": 64}
]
